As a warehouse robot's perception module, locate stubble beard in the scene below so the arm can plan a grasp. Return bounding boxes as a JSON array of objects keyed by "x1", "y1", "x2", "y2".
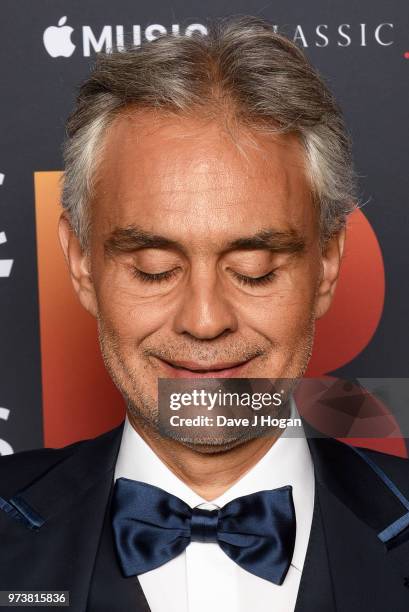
[{"x1": 96, "y1": 314, "x2": 315, "y2": 453}]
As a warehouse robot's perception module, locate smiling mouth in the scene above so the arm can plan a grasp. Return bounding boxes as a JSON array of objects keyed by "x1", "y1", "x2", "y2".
[{"x1": 155, "y1": 357, "x2": 254, "y2": 378}]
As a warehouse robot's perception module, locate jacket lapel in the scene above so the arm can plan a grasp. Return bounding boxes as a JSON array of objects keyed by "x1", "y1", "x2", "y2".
[
  {"x1": 302, "y1": 435, "x2": 409, "y2": 611},
  {"x1": 86, "y1": 474, "x2": 151, "y2": 611},
  {"x1": 294, "y1": 478, "x2": 336, "y2": 612},
  {"x1": 0, "y1": 422, "x2": 148, "y2": 611}
]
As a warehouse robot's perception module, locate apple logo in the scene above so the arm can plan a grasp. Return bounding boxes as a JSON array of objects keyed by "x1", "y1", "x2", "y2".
[{"x1": 43, "y1": 16, "x2": 76, "y2": 58}]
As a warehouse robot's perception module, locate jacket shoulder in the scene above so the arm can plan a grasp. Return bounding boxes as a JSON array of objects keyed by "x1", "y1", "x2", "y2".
[
  {"x1": 0, "y1": 437, "x2": 92, "y2": 499},
  {"x1": 0, "y1": 423, "x2": 124, "y2": 500}
]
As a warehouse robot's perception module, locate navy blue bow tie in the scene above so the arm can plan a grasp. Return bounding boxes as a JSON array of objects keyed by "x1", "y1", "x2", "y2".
[{"x1": 111, "y1": 478, "x2": 296, "y2": 585}]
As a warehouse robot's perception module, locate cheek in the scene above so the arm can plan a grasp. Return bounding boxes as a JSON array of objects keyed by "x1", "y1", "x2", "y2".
[
  {"x1": 95, "y1": 273, "x2": 172, "y2": 345},
  {"x1": 241, "y1": 297, "x2": 314, "y2": 342},
  {"x1": 236, "y1": 267, "x2": 318, "y2": 343}
]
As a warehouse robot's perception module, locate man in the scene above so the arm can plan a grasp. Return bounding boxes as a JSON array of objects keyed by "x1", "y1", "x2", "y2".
[{"x1": 1, "y1": 16, "x2": 409, "y2": 612}]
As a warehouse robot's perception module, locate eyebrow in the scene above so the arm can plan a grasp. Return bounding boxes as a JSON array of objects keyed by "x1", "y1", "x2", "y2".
[
  {"x1": 228, "y1": 229, "x2": 306, "y2": 254},
  {"x1": 103, "y1": 225, "x2": 306, "y2": 257},
  {"x1": 104, "y1": 227, "x2": 180, "y2": 257}
]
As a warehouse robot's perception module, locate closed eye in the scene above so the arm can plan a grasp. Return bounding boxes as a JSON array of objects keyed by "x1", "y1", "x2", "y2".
[
  {"x1": 130, "y1": 267, "x2": 180, "y2": 283},
  {"x1": 231, "y1": 270, "x2": 277, "y2": 287}
]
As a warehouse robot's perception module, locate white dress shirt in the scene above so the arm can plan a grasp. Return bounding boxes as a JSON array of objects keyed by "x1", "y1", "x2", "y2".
[{"x1": 114, "y1": 402, "x2": 315, "y2": 612}]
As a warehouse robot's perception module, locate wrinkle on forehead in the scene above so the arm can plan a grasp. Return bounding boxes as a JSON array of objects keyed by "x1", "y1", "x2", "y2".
[{"x1": 91, "y1": 109, "x2": 314, "y2": 242}]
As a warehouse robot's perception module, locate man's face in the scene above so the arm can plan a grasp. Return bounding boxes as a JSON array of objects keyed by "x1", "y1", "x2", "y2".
[{"x1": 60, "y1": 110, "x2": 343, "y2": 446}]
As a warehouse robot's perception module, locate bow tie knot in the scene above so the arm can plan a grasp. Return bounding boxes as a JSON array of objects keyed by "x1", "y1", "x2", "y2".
[
  {"x1": 111, "y1": 478, "x2": 296, "y2": 585},
  {"x1": 190, "y1": 506, "x2": 220, "y2": 543}
]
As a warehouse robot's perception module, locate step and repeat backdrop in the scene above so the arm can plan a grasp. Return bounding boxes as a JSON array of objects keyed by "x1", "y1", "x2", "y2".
[{"x1": 0, "y1": 0, "x2": 408, "y2": 454}]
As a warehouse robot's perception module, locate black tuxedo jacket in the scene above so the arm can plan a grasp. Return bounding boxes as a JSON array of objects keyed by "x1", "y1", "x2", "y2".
[{"x1": 1, "y1": 421, "x2": 409, "y2": 611}]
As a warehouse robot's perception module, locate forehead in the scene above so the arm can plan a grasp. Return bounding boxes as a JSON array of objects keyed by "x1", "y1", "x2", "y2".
[{"x1": 92, "y1": 109, "x2": 315, "y2": 242}]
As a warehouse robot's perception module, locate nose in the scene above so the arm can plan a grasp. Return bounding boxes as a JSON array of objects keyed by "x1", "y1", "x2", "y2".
[{"x1": 173, "y1": 268, "x2": 238, "y2": 340}]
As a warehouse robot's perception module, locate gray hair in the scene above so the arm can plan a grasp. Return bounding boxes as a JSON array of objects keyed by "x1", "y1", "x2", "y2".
[{"x1": 61, "y1": 15, "x2": 357, "y2": 249}]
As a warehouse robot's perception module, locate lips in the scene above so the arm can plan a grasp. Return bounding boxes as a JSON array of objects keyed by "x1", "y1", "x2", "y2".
[{"x1": 155, "y1": 357, "x2": 253, "y2": 378}]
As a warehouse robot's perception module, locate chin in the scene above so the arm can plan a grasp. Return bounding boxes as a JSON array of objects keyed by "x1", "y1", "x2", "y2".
[
  {"x1": 167, "y1": 429, "x2": 264, "y2": 455},
  {"x1": 177, "y1": 438, "x2": 250, "y2": 455}
]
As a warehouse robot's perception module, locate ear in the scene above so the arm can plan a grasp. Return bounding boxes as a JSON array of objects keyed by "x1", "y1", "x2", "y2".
[
  {"x1": 314, "y1": 228, "x2": 346, "y2": 320},
  {"x1": 58, "y1": 213, "x2": 98, "y2": 318}
]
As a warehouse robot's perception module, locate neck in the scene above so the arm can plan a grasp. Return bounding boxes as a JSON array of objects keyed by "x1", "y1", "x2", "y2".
[{"x1": 127, "y1": 412, "x2": 283, "y2": 500}]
